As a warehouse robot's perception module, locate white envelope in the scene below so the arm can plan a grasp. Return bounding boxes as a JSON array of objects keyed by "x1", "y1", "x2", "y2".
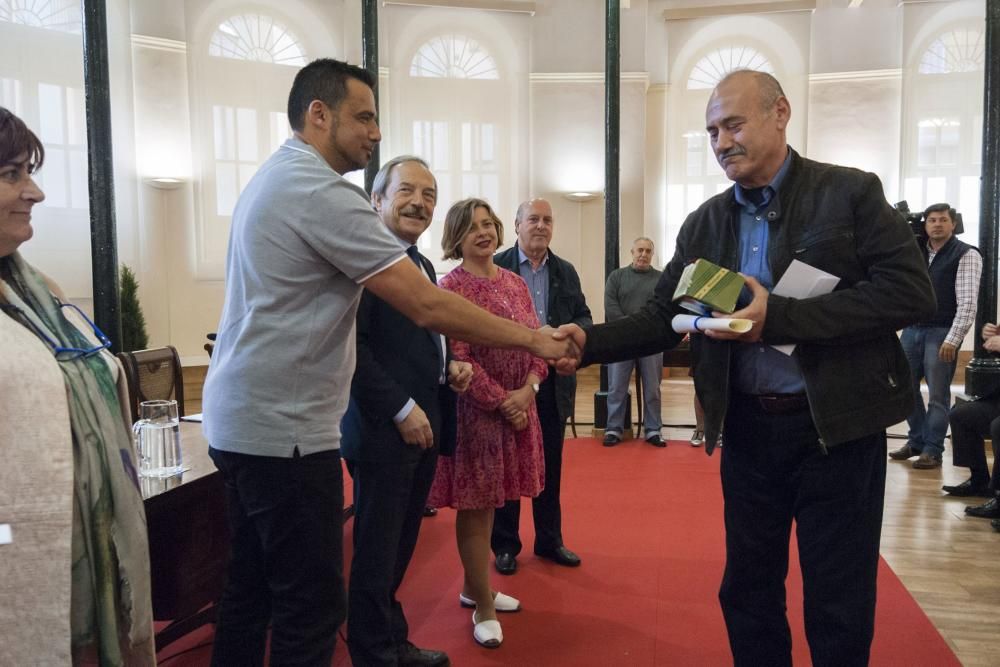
[{"x1": 771, "y1": 260, "x2": 841, "y2": 355}]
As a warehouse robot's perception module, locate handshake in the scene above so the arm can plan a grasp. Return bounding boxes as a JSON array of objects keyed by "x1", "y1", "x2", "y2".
[{"x1": 535, "y1": 324, "x2": 587, "y2": 376}]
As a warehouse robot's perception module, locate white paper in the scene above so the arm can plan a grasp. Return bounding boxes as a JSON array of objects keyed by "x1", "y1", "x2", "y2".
[
  {"x1": 672, "y1": 314, "x2": 753, "y2": 334},
  {"x1": 771, "y1": 260, "x2": 841, "y2": 355},
  {"x1": 0, "y1": 524, "x2": 11, "y2": 545},
  {"x1": 180, "y1": 413, "x2": 203, "y2": 423}
]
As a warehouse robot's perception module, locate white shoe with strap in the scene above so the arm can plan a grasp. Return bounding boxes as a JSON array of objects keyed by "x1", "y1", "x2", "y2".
[
  {"x1": 472, "y1": 610, "x2": 503, "y2": 648},
  {"x1": 459, "y1": 591, "x2": 521, "y2": 612}
]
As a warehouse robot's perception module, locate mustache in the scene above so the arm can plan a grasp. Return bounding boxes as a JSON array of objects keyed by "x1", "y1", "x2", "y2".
[
  {"x1": 400, "y1": 207, "x2": 428, "y2": 220},
  {"x1": 719, "y1": 147, "x2": 746, "y2": 161}
]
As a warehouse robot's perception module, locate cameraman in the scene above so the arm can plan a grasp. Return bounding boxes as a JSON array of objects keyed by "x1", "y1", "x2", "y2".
[{"x1": 890, "y1": 203, "x2": 982, "y2": 468}]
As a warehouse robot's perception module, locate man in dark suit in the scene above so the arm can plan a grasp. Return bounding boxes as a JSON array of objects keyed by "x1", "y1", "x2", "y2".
[
  {"x1": 342, "y1": 155, "x2": 472, "y2": 667},
  {"x1": 491, "y1": 198, "x2": 593, "y2": 575}
]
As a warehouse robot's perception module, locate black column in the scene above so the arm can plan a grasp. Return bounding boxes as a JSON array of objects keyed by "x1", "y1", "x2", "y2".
[
  {"x1": 966, "y1": 0, "x2": 1000, "y2": 398},
  {"x1": 81, "y1": 0, "x2": 122, "y2": 351},
  {"x1": 594, "y1": 0, "x2": 621, "y2": 431},
  {"x1": 362, "y1": 0, "x2": 380, "y2": 195}
]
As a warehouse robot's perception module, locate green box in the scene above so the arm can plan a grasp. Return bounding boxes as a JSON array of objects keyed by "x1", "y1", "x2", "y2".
[{"x1": 672, "y1": 258, "x2": 746, "y2": 315}]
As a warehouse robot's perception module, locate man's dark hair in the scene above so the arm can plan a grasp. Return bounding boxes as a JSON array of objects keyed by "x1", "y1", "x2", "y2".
[
  {"x1": 923, "y1": 202, "x2": 957, "y2": 222},
  {"x1": 0, "y1": 106, "x2": 44, "y2": 170},
  {"x1": 287, "y1": 58, "x2": 376, "y2": 132}
]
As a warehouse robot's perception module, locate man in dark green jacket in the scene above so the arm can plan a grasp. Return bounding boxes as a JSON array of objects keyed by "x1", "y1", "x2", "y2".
[
  {"x1": 491, "y1": 198, "x2": 592, "y2": 575},
  {"x1": 554, "y1": 71, "x2": 934, "y2": 667}
]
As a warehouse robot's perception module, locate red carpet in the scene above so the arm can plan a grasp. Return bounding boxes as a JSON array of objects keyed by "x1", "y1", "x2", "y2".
[{"x1": 157, "y1": 438, "x2": 959, "y2": 666}]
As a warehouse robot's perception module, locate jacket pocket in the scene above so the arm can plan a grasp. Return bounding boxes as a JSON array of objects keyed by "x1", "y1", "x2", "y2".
[{"x1": 793, "y1": 226, "x2": 854, "y2": 254}]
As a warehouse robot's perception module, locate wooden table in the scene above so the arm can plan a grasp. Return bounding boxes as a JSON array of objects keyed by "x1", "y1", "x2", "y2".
[{"x1": 142, "y1": 420, "x2": 228, "y2": 651}]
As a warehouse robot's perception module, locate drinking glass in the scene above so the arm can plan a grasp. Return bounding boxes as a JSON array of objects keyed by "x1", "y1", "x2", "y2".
[{"x1": 133, "y1": 399, "x2": 183, "y2": 477}]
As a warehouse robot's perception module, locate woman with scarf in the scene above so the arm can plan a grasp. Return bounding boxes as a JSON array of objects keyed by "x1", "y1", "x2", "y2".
[{"x1": 0, "y1": 107, "x2": 155, "y2": 664}]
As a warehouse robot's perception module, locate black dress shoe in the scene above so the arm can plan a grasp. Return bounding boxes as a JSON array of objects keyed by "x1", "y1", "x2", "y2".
[
  {"x1": 423, "y1": 506, "x2": 438, "y2": 517},
  {"x1": 602, "y1": 432, "x2": 621, "y2": 447},
  {"x1": 494, "y1": 552, "x2": 517, "y2": 575},
  {"x1": 397, "y1": 640, "x2": 449, "y2": 667},
  {"x1": 965, "y1": 497, "x2": 1000, "y2": 518},
  {"x1": 645, "y1": 434, "x2": 666, "y2": 448},
  {"x1": 534, "y1": 545, "x2": 581, "y2": 567},
  {"x1": 942, "y1": 478, "x2": 992, "y2": 498}
]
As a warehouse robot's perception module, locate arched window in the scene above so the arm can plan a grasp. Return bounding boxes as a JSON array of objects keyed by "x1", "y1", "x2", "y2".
[
  {"x1": 0, "y1": 0, "x2": 89, "y2": 298},
  {"x1": 394, "y1": 30, "x2": 511, "y2": 269},
  {"x1": 686, "y1": 46, "x2": 773, "y2": 90},
  {"x1": 902, "y1": 22, "x2": 985, "y2": 244},
  {"x1": 918, "y1": 29, "x2": 984, "y2": 75},
  {"x1": 664, "y1": 39, "x2": 788, "y2": 262},
  {"x1": 410, "y1": 35, "x2": 499, "y2": 80},
  {"x1": 0, "y1": 0, "x2": 80, "y2": 34},
  {"x1": 191, "y1": 11, "x2": 314, "y2": 278},
  {"x1": 678, "y1": 46, "x2": 775, "y2": 203},
  {"x1": 209, "y1": 14, "x2": 307, "y2": 66}
]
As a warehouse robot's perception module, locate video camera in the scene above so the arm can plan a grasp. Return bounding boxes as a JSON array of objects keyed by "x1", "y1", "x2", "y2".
[{"x1": 894, "y1": 201, "x2": 925, "y2": 238}]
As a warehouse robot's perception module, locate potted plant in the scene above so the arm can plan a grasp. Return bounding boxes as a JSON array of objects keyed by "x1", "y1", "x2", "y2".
[{"x1": 119, "y1": 264, "x2": 149, "y2": 352}]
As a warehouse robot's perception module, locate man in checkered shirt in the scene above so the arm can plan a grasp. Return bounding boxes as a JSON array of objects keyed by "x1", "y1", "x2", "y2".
[{"x1": 890, "y1": 203, "x2": 982, "y2": 469}]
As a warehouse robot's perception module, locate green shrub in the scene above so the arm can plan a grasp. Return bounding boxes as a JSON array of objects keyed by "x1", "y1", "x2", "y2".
[{"x1": 120, "y1": 264, "x2": 149, "y2": 352}]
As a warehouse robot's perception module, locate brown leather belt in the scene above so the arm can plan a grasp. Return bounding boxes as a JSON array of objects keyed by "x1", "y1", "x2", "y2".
[{"x1": 742, "y1": 393, "x2": 810, "y2": 415}]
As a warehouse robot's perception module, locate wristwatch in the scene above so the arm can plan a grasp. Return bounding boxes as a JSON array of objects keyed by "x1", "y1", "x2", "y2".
[{"x1": 531, "y1": 383, "x2": 540, "y2": 394}]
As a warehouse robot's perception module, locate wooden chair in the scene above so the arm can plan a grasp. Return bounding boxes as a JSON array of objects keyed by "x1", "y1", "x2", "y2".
[{"x1": 118, "y1": 345, "x2": 186, "y2": 423}]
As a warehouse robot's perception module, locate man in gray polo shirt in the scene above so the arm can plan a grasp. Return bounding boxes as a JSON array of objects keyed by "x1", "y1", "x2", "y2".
[{"x1": 203, "y1": 58, "x2": 574, "y2": 667}]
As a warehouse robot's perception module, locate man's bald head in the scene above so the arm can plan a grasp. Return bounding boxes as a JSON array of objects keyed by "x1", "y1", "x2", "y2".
[
  {"x1": 713, "y1": 70, "x2": 786, "y2": 113},
  {"x1": 515, "y1": 197, "x2": 555, "y2": 262}
]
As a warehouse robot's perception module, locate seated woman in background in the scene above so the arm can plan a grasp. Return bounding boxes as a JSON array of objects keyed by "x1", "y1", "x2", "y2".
[
  {"x1": 427, "y1": 198, "x2": 546, "y2": 649},
  {"x1": 0, "y1": 107, "x2": 154, "y2": 665}
]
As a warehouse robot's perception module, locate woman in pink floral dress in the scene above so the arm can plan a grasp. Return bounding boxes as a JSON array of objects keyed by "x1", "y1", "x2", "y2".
[{"x1": 427, "y1": 198, "x2": 546, "y2": 649}]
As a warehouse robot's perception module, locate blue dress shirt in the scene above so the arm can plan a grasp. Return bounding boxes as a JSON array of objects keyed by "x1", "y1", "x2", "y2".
[
  {"x1": 517, "y1": 245, "x2": 549, "y2": 325},
  {"x1": 731, "y1": 149, "x2": 806, "y2": 395}
]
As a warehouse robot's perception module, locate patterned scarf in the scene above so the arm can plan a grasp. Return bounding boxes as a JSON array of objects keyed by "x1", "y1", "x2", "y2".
[{"x1": 0, "y1": 253, "x2": 154, "y2": 665}]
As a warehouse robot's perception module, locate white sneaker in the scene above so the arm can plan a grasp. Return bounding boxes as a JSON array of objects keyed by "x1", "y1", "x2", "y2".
[{"x1": 690, "y1": 429, "x2": 704, "y2": 447}]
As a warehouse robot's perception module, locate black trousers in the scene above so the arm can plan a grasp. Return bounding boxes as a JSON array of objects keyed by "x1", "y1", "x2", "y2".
[
  {"x1": 208, "y1": 447, "x2": 345, "y2": 667},
  {"x1": 492, "y1": 376, "x2": 565, "y2": 555},
  {"x1": 347, "y1": 450, "x2": 438, "y2": 666},
  {"x1": 949, "y1": 395, "x2": 1000, "y2": 490},
  {"x1": 719, "y1": 394, "x2": 886, "y2": 667}
]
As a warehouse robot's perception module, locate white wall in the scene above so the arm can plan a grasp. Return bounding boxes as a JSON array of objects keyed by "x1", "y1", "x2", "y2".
[{"x1": 807, "y1": 73, "x2": 902, "y2": 198}]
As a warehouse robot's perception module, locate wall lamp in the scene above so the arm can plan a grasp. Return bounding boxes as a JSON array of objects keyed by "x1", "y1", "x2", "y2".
[
  {"x1": 145, "y1": 177, "x2": 186, "y2": 190},
  {"x1": 562, "y1": 191, "x2": 602, "y2": 203}
]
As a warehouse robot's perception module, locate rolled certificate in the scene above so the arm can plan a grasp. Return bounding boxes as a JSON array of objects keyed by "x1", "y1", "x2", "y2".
[{"x1": 671, "y1": 314, "x2": 753, "y2": 334}]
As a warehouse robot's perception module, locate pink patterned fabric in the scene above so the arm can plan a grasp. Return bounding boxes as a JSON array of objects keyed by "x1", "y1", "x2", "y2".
[{"x1": 428, "y1": 266, "x2": 548, "y2": 510}]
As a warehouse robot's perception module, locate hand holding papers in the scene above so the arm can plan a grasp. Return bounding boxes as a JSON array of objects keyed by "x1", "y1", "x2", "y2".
[
  {"x1": 770, "y1": 260, "x2": 840, "y2": 355},
  {"x1": 672, "y1": 314, "x2": 753, "y2": 335}
]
